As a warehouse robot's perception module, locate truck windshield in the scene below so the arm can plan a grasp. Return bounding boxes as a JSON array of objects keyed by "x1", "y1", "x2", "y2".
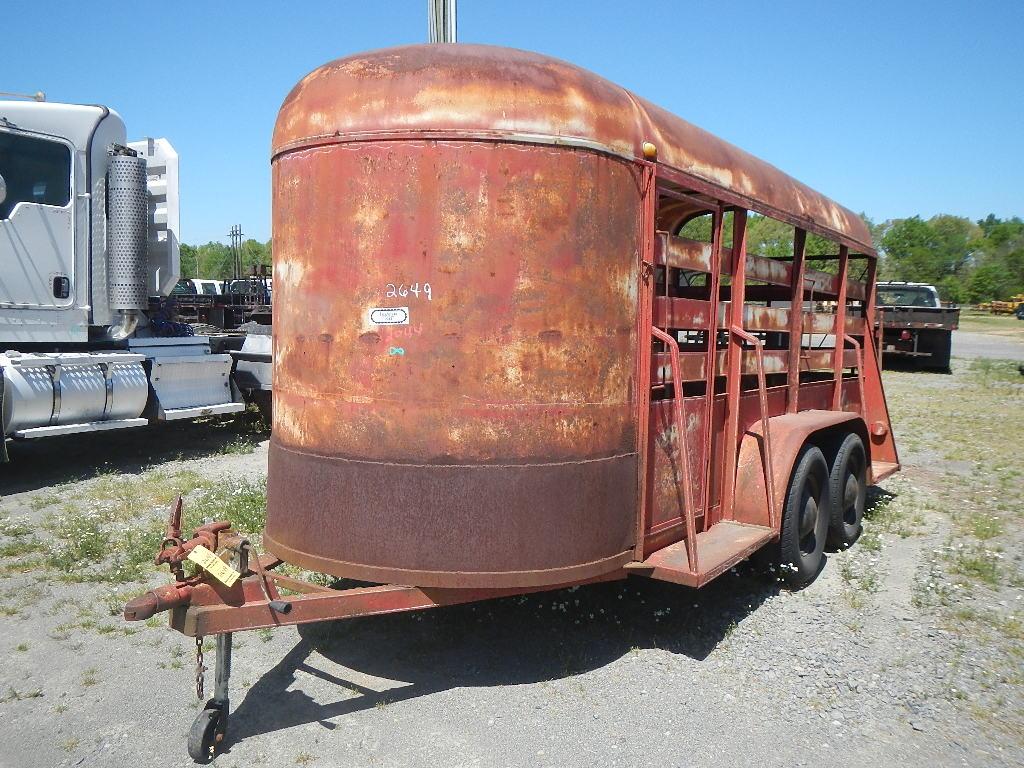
[{"x1": 877, "y1": 287, "x2": 938, "y2": 308}]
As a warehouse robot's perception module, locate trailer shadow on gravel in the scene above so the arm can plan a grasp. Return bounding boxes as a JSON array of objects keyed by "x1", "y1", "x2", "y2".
[
  {"x1": 0, "y1": 413, "x2": 268, "y2": 495},
  {"x1": 227, "y1": 569, "x2": 784, "y2": 745}
]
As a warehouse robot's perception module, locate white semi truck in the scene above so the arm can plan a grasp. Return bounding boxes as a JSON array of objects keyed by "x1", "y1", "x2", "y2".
[{"x1": 0, "y1": 98, "x2": 246, "y2": 461}]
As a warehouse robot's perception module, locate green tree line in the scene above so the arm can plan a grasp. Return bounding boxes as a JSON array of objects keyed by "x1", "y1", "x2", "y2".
[
  {"x1": 873, "y1": 214, "x2": 1024, "y2": 303},
  {"x1": 179, "y1": 239, "x2": 272, "y2": 281}
]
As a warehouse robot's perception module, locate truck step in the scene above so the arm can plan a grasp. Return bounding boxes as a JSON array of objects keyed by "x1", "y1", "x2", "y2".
[
  {"x1": 161, "y1": 403, "x2": 246, "y2": 421},
  {"x1": 13, "y1": 418, "x2": 149, "y2": 439},
  {"x1": 625, "y1": 521, "x2": 775, "y2": 588}
]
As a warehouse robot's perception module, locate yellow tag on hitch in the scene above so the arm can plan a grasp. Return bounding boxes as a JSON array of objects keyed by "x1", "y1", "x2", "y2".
[{"x1": 186, "y1": 544, "x2": 240, "y2": 587}]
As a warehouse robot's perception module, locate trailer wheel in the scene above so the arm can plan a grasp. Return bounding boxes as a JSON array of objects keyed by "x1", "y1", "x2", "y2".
[
  {"x1": 187, "y1": 706, "x2": 224, "y2": 764},
  {"x1": 826, "y1": 434, "x2": 866, "y2": 550},
  {"x1": 778, "y1": 445, "x2": 830, "y2": 588}
]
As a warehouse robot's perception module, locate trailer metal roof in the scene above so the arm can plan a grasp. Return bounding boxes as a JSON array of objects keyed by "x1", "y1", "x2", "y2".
[{"x1": 273, "y1": 44, "x2": 874, "y2": 253}]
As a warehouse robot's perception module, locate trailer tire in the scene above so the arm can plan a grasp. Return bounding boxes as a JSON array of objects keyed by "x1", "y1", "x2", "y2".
[
  {"x1": 778, "y1": 444, "x2": 830, "y2": 588},
  {"x1": 827, "y1": 434, "x2": 866, "y2": 550}
]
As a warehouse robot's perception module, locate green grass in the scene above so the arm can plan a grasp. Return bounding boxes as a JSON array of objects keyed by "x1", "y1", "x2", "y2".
[
  {"x1": 23, "y1": 468, "x2": 266, "y2": 585},
  {"x1": 218, "y1": 436, "x2": 258, "y2": 456},
  {"x1": 0, "y1": 537, "x2": 47, "y2": 559},
  {"x1": 949, "y1": 544, "x2": 1003, "y2": 586},
  {"x1": 957, "y1": 310, "x2": 1024, "y2": 337},
  {"x1": 0, "y1": 516, "x2": 33, "y2": 537},
  {"x1": 181, "y1": 478, "x2": 268, "y2": 540}
]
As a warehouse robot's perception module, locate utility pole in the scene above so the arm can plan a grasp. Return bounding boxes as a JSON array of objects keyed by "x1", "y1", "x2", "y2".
[
  {"x1": 428, "y1": 0, "x2": 457, "y2": 43},
  {"x1": 228, "y1": 224, "x2": 244, "y2": 281}
]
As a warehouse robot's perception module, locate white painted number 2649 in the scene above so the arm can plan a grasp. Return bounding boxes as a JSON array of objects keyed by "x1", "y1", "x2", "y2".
[{"x1": 386, "y1": 282, "x2": 432, "y2": 300}]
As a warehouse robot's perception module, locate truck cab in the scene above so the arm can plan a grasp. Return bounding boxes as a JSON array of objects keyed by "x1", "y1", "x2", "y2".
[
  {"x1": 0, "y1": 99, "x2": 243, "y2": 454},
  {"x1": 875, "y1": 281, "x2": 959, "y2": 372}
]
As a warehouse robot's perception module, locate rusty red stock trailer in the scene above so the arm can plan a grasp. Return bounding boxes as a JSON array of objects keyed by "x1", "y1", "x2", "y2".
[{"x1": 124, "y1": 44, "x2": 899, "y2": 762}]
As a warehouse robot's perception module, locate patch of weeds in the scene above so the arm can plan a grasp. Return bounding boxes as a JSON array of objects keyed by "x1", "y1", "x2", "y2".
[
  {"x1": 257, "y1": 627, "x2": 273, "y2": 643},
  {"x1": 26, "y1": 494, "x2": 61, "y2": 512},
  {"x1": 81, "y1": 668, "x2": 99, "y2": 687},
  {"x1": 0, "y1": 537, "x2": 47, "y2": 558},
  {"x1": 968, "y1": 358, "x2": 1022, "y2": 385},
  {"x1": 859, "y1": 527, "x2": 883, "y2": 553},
  {"x1": 912, "y1": 555, "x2": 954, "y2": 609},
  {"x1": 721, "y1": 619, "x2": 739, "y2": 639},
  {"x1": 374, "y1": 698, "x2": 389, "y2": 710},
  {"x1": 864, "y1": 480, "x2": 926, "y2": 538},
  {"x1": 144, "y1": 616, "x2": 163, "y2": 629},
  {"x1": 838, "y1": 553, "x2": 882, "y2": 609},
  {"x1": 54, "y1": 703, "x2": 68, "y2": 714},
  {"x1": 949, "y1": 543, "x2": 1002, "y2": 586},
  {"x1": 0, "y1": 556, "x2": 47, "y2": 577},
  {"x1": 277, "y1": 562, "x2": 338, "y2": 588},
  {"x1": 84, "y1": 468, "x2": 213, "y2": 519},
  {"x1": 295, "y1": 753, "x2": 316, "y2": 766},
  {"x1": 1, "y1": 687, "x2": 43, "y2": 702},
  {"x1": 14, "y1": 643, "x2": 27, "y2": 652},
  {"x1": 0, "y1": 516, "x2": 33, "y2": 537},
  {"x1": 44, "y1": 507, "x2": 111, "y2": 571},
  {"x1": 183, "y1": 478, "x2": 267, "y2": 540},
  {"x1": 219, "y1": 436, "x2": 257, "y2": 456},
  {"x1": 60, "y1": 738, "x2": 79, "y2": 753},
  {"x1": 961, "y1": 511, "x2": 1005, "y2": 541},
  {"x1": 103, "y1": 589, "x2": 137, "y2": 617}
]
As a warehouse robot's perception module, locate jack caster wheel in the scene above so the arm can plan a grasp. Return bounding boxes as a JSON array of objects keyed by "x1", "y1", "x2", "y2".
[{"x1": 188, "y1": 705, "x2": 226, "y2": 764}]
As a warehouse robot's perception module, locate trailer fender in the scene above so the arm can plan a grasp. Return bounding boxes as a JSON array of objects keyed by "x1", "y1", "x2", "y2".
[{"x1": 733, "y1": 410, "x2": 867, "y2": 528}]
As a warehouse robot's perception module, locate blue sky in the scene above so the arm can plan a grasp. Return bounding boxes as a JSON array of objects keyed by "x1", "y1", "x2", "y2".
[{"x1": 5, "y1": 0, "x2": 1022, "y2": 244}]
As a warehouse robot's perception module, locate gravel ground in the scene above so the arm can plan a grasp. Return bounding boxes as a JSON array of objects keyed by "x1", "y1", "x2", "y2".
[
  {"x1": 952, "y1": 330, "x2": 1024, "y2": 361},
  {"x1": 0, "y1": 342, "x2": 1021, "y2": 768}
]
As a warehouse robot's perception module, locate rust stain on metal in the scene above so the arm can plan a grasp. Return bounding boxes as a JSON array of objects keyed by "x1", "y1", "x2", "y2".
[{"x1": 270, "y1": 126, "x2": 641, "y2": 587}]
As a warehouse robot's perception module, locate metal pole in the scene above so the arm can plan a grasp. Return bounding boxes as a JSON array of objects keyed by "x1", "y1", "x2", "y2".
[{"x1": 428, "y1": 0, "x2": 457, "y2": 43}]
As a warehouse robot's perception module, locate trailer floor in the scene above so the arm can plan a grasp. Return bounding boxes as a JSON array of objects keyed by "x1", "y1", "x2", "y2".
[{"x1": 0, "y1": 350, "x2": 1022, "y2": 768}]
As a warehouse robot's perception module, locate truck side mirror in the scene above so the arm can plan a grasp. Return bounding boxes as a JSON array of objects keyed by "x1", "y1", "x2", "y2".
[{"x1": 0, "y1": 173, "x2": 6, "y2": 206}]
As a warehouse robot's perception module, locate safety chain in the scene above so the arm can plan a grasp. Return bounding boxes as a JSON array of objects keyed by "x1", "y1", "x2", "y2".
[{"x1": 195, "y1": 635, "x2": 206, "y2": 701}]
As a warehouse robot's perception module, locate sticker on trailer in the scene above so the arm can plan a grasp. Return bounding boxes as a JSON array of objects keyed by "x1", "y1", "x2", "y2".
[
  {"x1": 186, "y1": 544, "x2": 240, "y2": 587},
  {"x1": 368, "y1": 307, "x2": 410, "y2": 325}
]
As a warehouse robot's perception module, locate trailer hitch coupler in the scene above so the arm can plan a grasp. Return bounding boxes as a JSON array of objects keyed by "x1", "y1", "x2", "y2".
[{"x1": 123, "y1": 583, "x2": 194, "y2": 622}]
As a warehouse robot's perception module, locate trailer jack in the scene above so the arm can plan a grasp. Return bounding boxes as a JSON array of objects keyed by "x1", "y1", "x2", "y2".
[{"x1": 124, "y1": 496, "x2": 614, "y2": 762}]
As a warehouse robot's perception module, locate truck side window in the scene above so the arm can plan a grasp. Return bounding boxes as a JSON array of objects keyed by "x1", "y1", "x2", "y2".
[{"x1": 0, "y1": 131, "x2": 72, "y2": 220}]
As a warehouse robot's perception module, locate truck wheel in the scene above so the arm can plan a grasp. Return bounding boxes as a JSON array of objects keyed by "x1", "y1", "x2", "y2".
[
  {"x1": 779, "y1": 445, "x2": 830, "y2": 588},
  {"x1": 826, "y1": 434, "x2": 866, "y2": 550}
]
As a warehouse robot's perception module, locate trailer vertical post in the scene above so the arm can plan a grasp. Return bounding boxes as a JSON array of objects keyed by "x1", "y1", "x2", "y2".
[
  {"x1": 787, "y1": 228, "x2": 807, "y2": 414},
  {"x1": 721, "y1": 208, "x2": 748, "y2": 521},
  {"x1": 832, "y1": 245, "x2": 850, "y2": 410}
]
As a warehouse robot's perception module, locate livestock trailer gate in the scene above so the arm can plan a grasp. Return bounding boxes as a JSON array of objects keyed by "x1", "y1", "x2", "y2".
[{"x1": 124, "y1": 44, "x2": 899, "y2": 762}]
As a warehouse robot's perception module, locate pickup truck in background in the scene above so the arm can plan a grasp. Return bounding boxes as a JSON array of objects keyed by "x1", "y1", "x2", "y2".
[{"x1": 875, "y1": 281, "x2": 959, "y2": 372}]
